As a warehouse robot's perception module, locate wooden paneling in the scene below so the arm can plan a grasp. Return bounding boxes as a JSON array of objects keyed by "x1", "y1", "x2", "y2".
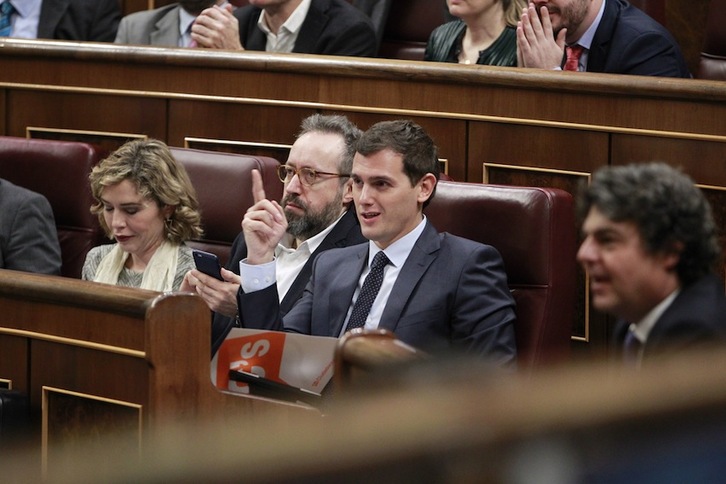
[
  {"x1": 1, "y1": 39, "x2": 725, "y2": 358},
  {"x1": 6, "y1": 91, "x2": 166, "y2": 141},
  {"x1": 168, "y1": 100, "x2": 311, "y2": 148}
]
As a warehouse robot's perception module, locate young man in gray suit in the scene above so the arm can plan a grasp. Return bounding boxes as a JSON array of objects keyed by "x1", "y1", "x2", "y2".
[
  {"x1": 0, "y1": 178, "x2": 61, "y2": 275},
  {"x1": 236, "y1": 120, "x2": 517, "y2": 366}
]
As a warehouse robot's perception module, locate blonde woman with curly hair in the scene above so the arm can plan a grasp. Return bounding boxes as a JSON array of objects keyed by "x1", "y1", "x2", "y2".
[{"x1": 82, "y1": 139, "x2": 203, "y2": 291}]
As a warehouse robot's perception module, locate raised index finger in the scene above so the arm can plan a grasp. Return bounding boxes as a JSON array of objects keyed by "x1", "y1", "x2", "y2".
[{"x1": 251, "y1": 169, "x2": 267, "y2": 204}]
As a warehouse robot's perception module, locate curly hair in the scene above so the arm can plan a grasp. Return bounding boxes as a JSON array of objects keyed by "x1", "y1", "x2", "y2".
[
  {"x1": 89, "y1": 139, "x2": 203, "y2": 244},
  {"x1": 578, "y1": 162, "x2": 721, "y2": 285},
  {"x1": 355, "y1": 120, "x2": 440, "y2": 208}
]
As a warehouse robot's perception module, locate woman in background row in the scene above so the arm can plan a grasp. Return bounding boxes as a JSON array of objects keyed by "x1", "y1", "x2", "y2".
[
  {"x1": 425, "y1": 0, "x2": 526, "y2": 66},
  {"x1": 82, "y1": 139, "x2": 202, "y2": 291}
]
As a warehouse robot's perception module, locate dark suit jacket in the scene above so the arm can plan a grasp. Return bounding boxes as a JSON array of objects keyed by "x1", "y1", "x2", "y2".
[
  {"x1": 587, "y1": 0, "x2": 690, "y2": 77},
  {"x1": 0, "y1": 179, "x2": 62, "y2": 275},
  {"x1": 114, "y1": 4, "x2": 183, "y2": 46},
  {"x1": 238, "y1": 221, "x2": 518, "y2": 366},
  {"x1": 38, "y1": 0, "x2": 121, "y2": 42},
  {"x1": 234, "y1": 0, "x2": 377, "y2": 57},
  {"x1": 612, "y1": 274, "x2": 726, "y2": 364},
  {"x1": 211, "y1": 208, "x2": 365, "y2": 354}
]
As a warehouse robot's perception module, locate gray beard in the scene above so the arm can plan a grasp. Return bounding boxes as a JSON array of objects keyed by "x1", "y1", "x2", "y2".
[{"x1": 284, "y1": 193, "x2": 343, "y2": 241}]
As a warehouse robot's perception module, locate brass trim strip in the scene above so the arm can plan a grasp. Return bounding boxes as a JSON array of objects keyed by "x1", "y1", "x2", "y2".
[
  {"x1": 482, "y1": 162, "x2": 591, "y2": 183},
  {"x1": 697, "y1": 183, "x2": 726, "y2": 192},
  {"x1": 42, "y1": 386, "x2": 143, "y2": 478},
  {"x1": 184, "y1": 137, "x2": 292, "y2": 150},
  {"x1": 26, "y1": 126, "x2": 147, "y2": 140},
  {"x1": 0, "y1": 327, "x2": 145, "y2": 358},
  {"x1": 4, "y1": 82, "x2": 726, "y2": 143}
]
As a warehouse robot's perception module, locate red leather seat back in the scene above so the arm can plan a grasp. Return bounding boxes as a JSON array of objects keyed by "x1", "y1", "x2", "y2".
[
  {"x1": 698, "y1": 0, "x2": 726, "y2": 80},
  {"x1": 377, "y1": 0, "x2": 448, "y2": 60},
  {"x1": 170, "y1": 147, "x2": 282, "y2": 267},
  {"x1": 0, "y1": 136, "x2": 103, "y2": 278},
  {"x1": 426, "y1": 181, "x2": 577, "y2": 369}
]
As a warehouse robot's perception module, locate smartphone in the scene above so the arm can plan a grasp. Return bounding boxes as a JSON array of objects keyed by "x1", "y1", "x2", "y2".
[{"x1": 192, "y1": 249, "x2": 224, "y2": 281}]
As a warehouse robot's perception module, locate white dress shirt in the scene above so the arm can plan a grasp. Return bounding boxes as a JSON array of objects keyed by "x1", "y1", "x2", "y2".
[{"x1": 256, "y1": 0, "x2": 311, "y2": 53}]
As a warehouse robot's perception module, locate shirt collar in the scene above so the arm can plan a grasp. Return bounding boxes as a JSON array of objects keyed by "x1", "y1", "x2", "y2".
[
  {"x1": 257, "y1": 0, "x2": 311, "y2": 36},
  {"x1": 367, "y1": 216, "x2": 427, "y2": 270},
  {"x1": 179, "y1": 7, "x2": 197, "y2": 38},
  {"x1": 572, "y1": 0, "x2": 606, "y2": 50},
  {"x1": 275, "y1": 209, "x2": 347, "y2": 256},
  {"x1": 629, "y1": 287, "x2": 681, "y2": 343},
  {"x1": 9, "y1": 0, "x2": 42, "y2": 18}
]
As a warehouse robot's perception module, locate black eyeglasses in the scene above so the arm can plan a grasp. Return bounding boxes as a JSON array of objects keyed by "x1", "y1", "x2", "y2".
[{"x1": 277, "y1": 164, "x2": 350, "y2": 187}]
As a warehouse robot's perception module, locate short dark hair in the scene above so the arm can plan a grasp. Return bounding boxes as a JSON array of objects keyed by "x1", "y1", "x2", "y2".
[
  {"x1": 298, "y1": 114, "x2": 362, "y2": 185},
  {"x1": 578, "y1": 162, "x2": 721, "y2": 285},
  {"x1": 355, "y1": 120, "x2": 440, "y2": 207}
]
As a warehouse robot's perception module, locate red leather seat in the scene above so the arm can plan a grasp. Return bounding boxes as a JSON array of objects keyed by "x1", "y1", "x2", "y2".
[
  {"x1": 697, "y1": 0, "x2": 726, "y2": 80},
  {"x1": 377, "y1": 0, "x2": 448, "y2": 61},
  {"x1": 0, "y1": 136, "x2": 104, "y2": 278},
  {"x1": 426, "y1": 181, "x2": 577, "y2": 370},
  {"x1": 170, "y1": 147, "x2": 282, "y2": 267}
]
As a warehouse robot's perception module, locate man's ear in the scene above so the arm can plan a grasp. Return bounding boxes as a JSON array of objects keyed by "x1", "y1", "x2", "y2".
[
  {"x1": 342, "y1": 179, "x2": 354, "y2": 205},
  {"x1": 417, "y1": 173, "x2": 437, "y2": 205},
  {"x1": 662, "y1": 240, "x2": 684, "y2": 271}
]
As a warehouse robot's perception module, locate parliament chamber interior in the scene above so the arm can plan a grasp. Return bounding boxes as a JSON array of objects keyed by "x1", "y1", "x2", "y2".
[{"x1": 1, "y1": 0, "x2": 726, "y2": 481}]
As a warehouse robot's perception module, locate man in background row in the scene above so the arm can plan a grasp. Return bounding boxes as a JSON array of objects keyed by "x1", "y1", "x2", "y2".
[
  {"x1": 190, "y1": 0, "x2": 377, "y2": 57},
  {"x1": 0, "y1": 0, "x2": 120, "y2": 42},
  {"x1": 577, "y1": 163, "x2": 726, "y2": 368},
  {"x1": 0, "y1": 178, "x2": 61, "y2": 275},
  {"x1": 517, "y1": 0, "x2": 690, "y2": 77},
  {"x1": 182, "y1": 114, "x2": 366, "y2": 354},
  {"x1": 115, "y1": 0, "x2": 227, "y2": 47}
]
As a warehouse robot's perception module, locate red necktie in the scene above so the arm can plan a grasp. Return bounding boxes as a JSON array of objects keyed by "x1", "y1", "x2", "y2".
[{"x1": 564, "y1": 45, "x2": 585, "y2": 71}]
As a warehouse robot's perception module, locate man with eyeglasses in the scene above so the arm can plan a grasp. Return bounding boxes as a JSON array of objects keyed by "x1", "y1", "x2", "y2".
[
  {"x1": 183, "y1": 114, "x2": 366, "y2": 354},
  {"x1": 235, "y1": 120, "x2": 517, "y2": 366}
]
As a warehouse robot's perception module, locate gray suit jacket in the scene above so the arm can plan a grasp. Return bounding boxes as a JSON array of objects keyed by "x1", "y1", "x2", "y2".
[
  {"x1": 238, "y1": 221, "x2": 517, "y2": 366},
  {"x1": 115, "y1": 4, "x2": 184, "y2": 46},
  {"x1": 0, "y1": 179, "x2": 62, "y2": 275}
]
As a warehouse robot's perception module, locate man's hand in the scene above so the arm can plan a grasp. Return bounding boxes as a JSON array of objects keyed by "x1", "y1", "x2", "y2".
[
  {"x1": 182, "y1": 268, "x2": 241, "y2": 317},
  {"x1": 516, "y1": 3, "x2": 567, "y2": 69},
  {"x1": 191, "y1": 4, "x2": 244, "y2": 50},
  {"x1": 242, "y1": 169, "x2": 287, "y2": 265}
]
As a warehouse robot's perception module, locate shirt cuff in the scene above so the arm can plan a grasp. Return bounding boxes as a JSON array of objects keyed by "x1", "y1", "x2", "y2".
[{"x1": 239, "y1": 258, "x2": 276, "y2": 293}]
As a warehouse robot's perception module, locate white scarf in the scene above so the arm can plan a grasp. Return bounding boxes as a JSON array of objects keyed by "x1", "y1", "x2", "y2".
[{"x1": 93, "y1": 240, "x2": 179, "y2": 292}]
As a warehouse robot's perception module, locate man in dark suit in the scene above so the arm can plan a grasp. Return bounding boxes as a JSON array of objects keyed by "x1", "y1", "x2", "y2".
[
  {"x1": 577, "y1": 163, "x2": 726, "y2": 368},
  {"x1": 182, "y1": 114, "x2": 366, "y2": 354},
  {"x1": 189, "y1": 0, "x2": 377, "y2": 57},
  {"x1": 516, "y1": 0, "x2": 690, "y2": 77},
  {"x1": 236, "y1": 120, "x2": 517, "y2": 366},
  {"x1": 115, "y1": 1, "x2": 224, "y2": 47},
  {"x1": 0, "y1": 178, "x2": 61, "y2": 275},
  {"x1": 0, "y1": 0, "x2": 121, "y2": 42}
]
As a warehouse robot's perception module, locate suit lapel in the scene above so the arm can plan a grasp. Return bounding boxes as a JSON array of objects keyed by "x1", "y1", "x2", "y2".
[
  {"x1": 587, "y1": 0, "x2": 619, "y2": 72},
  {"x1": 38, "y1": 0, "x2": 70, "y2": 38},
  {"x1": 150, "y1": 7, "x2": 181, "y2": 47},
  {"x1": 378, "y1": 222, "x2": 440, "y2": 332},
  {"x1": 280, "y1": 209, "x2": 360, "y2": 313},
  {"x1": 293, "y1": 0, "x2": 329, "y2": 53},
  {"x1": 328, "y1": 246, "x2": 367, "y2": 337}
]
